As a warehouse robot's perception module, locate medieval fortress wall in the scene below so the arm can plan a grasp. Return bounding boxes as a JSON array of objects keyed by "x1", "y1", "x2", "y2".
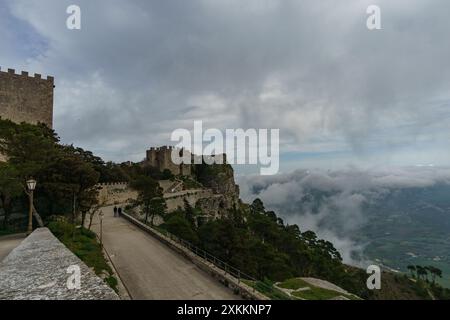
[
  {"x1": 144, "y1": 146, "x2": 227, "y2": 177},
  {"x1": 0, "y1": 67, "x2": 54, "y2": 128},
  {"x1": 97, "y1": 182, "x2": 138, "y2": 206},
  {"x1": 145, "y1": 146, "x2": 192, "y2": 176}
]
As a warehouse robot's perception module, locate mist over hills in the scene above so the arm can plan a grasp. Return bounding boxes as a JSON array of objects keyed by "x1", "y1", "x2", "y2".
[{"x1": 238, "y1": 166, "x2": 450, "y2": 287}]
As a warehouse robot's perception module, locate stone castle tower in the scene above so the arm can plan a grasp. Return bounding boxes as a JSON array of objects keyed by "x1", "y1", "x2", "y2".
[
  {"x1": 0, "y1": 67, "x2": 54, "y2": 128},
  {"x1": 145, "y1": 146, "x2": 192, "y2": 176}
]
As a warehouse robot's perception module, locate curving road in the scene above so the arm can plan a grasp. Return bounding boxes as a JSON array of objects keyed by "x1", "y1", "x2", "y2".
[{"x1": 90, "y1": 206, "x2": 239, "y2": 300}]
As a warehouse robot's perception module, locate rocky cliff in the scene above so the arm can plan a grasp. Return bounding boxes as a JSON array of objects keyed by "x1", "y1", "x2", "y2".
[{"x1": 193, "y1": 162, "x2": 240, "y2": 217}]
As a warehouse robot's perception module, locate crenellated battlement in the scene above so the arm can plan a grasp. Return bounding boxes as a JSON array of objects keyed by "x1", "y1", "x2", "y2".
[
  {"x1": 0, "y1": 66, "x2": 54, "y2": 128},
  {"x1": 96, "y1": 182, "x2": 129, "y2": 187},
  {"x1": 149, "y1": 146, "x2": 175, "y2": 152},
  {"x1": 0, "y1": 67, "x2": 54, "y2": 83},
  {"x1": 145, "y1": 146, "x2": 228, "y2": 176},
  {"x1": 0, "y1": 67, "x2": 54, "y2": 82}
]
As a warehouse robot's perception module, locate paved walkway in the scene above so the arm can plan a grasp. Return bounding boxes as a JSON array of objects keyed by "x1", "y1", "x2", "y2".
[
  {"x1": 89, "y1": 206, "x2": 238, "y2": 300},
  {"x1": 0, "y1": 234, "x2": 26, "y2": 262}
]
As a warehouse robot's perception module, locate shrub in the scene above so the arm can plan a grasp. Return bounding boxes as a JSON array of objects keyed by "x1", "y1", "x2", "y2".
[{"x1": 48, "y1": 220, "x2": 118, "y2": 293}]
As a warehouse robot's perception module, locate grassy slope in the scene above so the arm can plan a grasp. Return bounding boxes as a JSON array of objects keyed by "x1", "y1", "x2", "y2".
[
  {"x1": 48, "y1": 220, "x2": 118, "y2": 293},
  {"x1": 242, "y1": 279, "x2": 291, "y2": 300},
  {"x1": 278, "y1": 278, "x2": 359, "y2": 300},
  {"x1": 246, "y1": 271, "x2": 444, "y2": 300}
]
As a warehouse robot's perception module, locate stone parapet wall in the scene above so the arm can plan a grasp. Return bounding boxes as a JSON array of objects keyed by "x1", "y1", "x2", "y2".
[{"x1": 0, "y1": 228, "x2": 119, "y2": 300}]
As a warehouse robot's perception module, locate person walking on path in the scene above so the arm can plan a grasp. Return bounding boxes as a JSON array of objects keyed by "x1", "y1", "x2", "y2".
[
  {"x1": 113, "y1": 206, "x2": 118, "y2": 217},
  {"x1": 118, "y1": 207, "x2": 122, "y2": 217}
]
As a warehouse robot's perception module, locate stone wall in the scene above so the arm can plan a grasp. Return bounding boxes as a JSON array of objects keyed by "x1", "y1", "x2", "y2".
[
  {"x1": 0, "y1": 228, "x2": 119, "y2": 300},
  {"x1": 97, "y1": 182, "x2": 138, "y2": 206},
  {"x1": 163, "y1": 189, "x2": 214, "y2": 212},
  {"x1": 0, "y1": 67, "x2": 54, "y2": 128}
]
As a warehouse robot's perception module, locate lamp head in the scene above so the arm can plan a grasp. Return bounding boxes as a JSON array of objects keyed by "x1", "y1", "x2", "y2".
[{"x1": 26, "y1": 179, "x2": 37, "y2": 191}]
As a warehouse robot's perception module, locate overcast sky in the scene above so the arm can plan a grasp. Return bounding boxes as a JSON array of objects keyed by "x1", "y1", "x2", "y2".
[{"x1": 1, "y1": 0, "x2": 450, "y2": 172}]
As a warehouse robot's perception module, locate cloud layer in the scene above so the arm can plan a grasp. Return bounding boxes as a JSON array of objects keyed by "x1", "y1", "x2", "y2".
[
  {"x1": 1, "y1": 0, "x2": 450, "y2": 166},
  {"x1": 238, "y1": 166, "x2": 450, "y2": 263}
]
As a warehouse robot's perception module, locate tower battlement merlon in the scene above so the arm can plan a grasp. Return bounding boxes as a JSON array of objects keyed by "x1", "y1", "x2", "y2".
[{"x1": 0, "y1": 67, "x2": 55, "y2": 83}]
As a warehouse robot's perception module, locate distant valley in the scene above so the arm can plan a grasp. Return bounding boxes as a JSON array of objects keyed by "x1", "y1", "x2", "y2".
[
  {"x1": 359, "y1": 184, "x2": 450, "y2": 287},
  {"x1": 239, "y1": 167, "x2": 450, "y2": 288}
]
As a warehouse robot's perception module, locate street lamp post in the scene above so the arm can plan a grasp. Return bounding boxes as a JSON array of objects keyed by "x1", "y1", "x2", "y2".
[{"x1": 26, "y1": 179, "x2": 37, "y2": 235}]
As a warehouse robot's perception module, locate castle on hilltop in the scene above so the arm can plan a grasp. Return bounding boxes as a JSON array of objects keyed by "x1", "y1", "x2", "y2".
[
  {"x1": 0, "y1": 67, "x2": 54, "y2": 128},
  {"x1": 142, "y1": 146, "x2": 237, "y2": 218},
  {"x1": 143, "y1": 146, "x2": 228, "y2": 176},
  {"x1": 145, "y1": 146, "x2": 193, "y2": 176}
]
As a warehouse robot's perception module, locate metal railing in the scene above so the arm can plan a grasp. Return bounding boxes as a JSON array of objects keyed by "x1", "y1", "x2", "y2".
[{"x1": 122, "y1": 210, "x2": 275, "y2": 296}]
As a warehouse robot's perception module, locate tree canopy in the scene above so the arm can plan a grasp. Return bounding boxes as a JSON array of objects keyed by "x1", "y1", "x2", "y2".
[{"x1": 0, "y1": 119, "x2": 126, "y2": 230}]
